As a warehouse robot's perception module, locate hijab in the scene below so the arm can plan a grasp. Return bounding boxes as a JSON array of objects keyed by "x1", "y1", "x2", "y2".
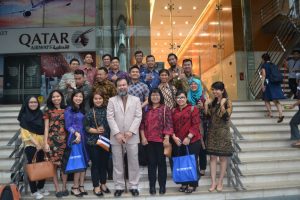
[
  {"x1": 187, "y1": 78, "x2": 203, "y2": 106},
  {"x1": 17, "y1": 96, "x2": 44, "y2": 135}
]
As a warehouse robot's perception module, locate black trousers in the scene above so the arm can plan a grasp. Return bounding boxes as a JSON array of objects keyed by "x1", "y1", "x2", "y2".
[
  {"x1": 289, "y1": 78, "x2": 298, "y2": 97},
  {"x1": 25, "y1": 146, "x2": 45, "y2": 193},
  {"x1": 172, "y1": 140, "x2": 201, "y2": 187},
  {"x1": 146, "y1": 142, "x2": 167, "y2": 188},
  {"x1": 87, "y1": 145, "x2": 109, "y2": 187}
]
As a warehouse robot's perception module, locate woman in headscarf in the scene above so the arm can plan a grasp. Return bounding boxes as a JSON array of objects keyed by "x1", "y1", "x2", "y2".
[
  {"x1": 187, "y1": 78, "x2": 207, "y2": 177},
  {"x1": 18, "y1": 96, "x2": 48, "y2": 200}
]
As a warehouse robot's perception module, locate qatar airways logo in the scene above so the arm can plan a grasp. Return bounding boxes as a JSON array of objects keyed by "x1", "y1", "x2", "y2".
[{"x1": 18, "y1": 28, "x2": 94, "y2": 50}]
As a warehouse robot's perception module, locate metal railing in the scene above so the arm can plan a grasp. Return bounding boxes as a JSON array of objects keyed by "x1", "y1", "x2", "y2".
[
  {"x1": 260, "y1": 0, "x2": 287, "y2": 26},
  {"x1": 227, "y1": 120, "x2": 246, "y2": 191},
  {"x1": 7, "y1": 129, "x2": 29, "y2": 194},
  {"x1": 249, "y1": 0, "x2": 300, "y2": 99}
]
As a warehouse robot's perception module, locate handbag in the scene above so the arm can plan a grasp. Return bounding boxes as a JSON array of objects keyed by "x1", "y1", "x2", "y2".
[
  {"x1": 172, "y1": 146, "x2": 198, "y2": 183},
  {"x1": 93, "y1": 108, "x2": 111, "y2": 151},
  {"x1": 163, "y1": 105, "x2": 172, "y2": 157},
  {"x1": 25, "y1": 150, "x2": 55, "y2": 181},
  {"x1": 65, "y1": 134, "x2": 87, "y2": 174},
  {"x1": 96, "y1": 135, "x2": 110, "y2": 152}
]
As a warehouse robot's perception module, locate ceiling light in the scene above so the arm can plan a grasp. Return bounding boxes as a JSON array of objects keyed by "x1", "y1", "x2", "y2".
[
  {"x1": 178, "y1": 6, "x2": 182, "y2": 10},
  {"x1": 156, "y1": 32, "x2": 160, "y2": 36},
  {"x1": 209, "y1": 21, "x2": 219, "y2": 25},
  {"x1": 173, "y1": 21, "x2": 176, "y2": 25},
  {"x1": 193, "y1": 6, "x2": 197, "y2": 10},
  {"x1": 161, "y1": 50, "x2": 164, "y2": 52},
  {"x1": 168, "y1": 32, "x2": 171, "y2": 36},
  {"x1": 164, "y1": 5, "x2": 168, "y2": 10},
  {"x1": 179, "y1": 33, "x2": 182, "y2": 36},
  {"x1": 199, "y1": 33, "x2": 209, "y2": 37},
  {"x1": 164, "y1": 42, "x2": 167, "y2": 45},
  {"x1": 185, "y1": 21, "x2": 189, "y2": 24},
  {"x1": 155, "y1": 42, "x2": 158, "y2": 45},
  {"x1": 160, "y1": 21, "x2": 164, "y2": 24},
  {"x1": 193, "y1": 43, "x2": 202, "y2": 46}
]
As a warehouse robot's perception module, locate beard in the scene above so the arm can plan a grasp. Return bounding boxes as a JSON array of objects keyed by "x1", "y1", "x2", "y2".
[{"x1": 118, "y1": 91, "x2": 128, "y2": 97}]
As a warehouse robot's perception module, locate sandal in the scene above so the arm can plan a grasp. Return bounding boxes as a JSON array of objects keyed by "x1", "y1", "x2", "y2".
[
  {"x1": 264, "y1": 112, "x2": 273, "y2": 118},
  {"x1": 100, "y1": 184, "x2": 111, "y2": 193},
  {"x1": 93, "y1": 187, "x2": 103, "y2": 196},
  {"x1": 185, "y1": 186, "x2": 196, "y2": 193},
  {"x1": 178, "y1": 185, "x2": 187, "y2": 192},
  {"x1": 79, "y1": 185, "x2": 88, "y2": 195},
  {"x1": 71, "y1": 187, "x2": 83, "y2": 197},
  {"x1": 216, "y1": 184, "x2": 223, "y2": 192},
  {"x1": 277, "y1": 116, "x2": 284, "y2": 123},
  {"x1": 208, "y1": 184, "x2": 217, "y2": 192}
]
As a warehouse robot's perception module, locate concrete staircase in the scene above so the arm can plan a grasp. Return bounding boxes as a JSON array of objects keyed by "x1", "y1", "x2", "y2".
[{"x1": 1, "y1": 102, "x2": 300, "y2": 199}]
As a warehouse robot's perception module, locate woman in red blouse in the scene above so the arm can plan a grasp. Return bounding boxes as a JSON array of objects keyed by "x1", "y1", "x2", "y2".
[
  {"x1": 140, "y1": 88, "x2": 173, "y2": 195},
  {"x1": 172, "y1": 90, "x2": 201, "y2": 193}
]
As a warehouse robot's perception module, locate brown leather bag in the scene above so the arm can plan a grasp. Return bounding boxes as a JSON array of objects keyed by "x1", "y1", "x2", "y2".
[{"x1": 25, "y1": 151, "x2": 55, "y2": 181}]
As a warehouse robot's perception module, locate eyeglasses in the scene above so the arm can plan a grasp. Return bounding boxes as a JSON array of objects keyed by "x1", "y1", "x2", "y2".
[
  {"x1": 151, "y1": 94, "x2": 160, "y2": 97},
  {"x1": 176, "y1": 96, "x2": 186, "y2": 100}
]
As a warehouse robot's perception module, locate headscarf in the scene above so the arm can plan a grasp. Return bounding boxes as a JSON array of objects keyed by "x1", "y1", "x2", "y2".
[
  {"x1": 17, "y1": 96, "x2": 44, "y2": 135},
  {"x1": 187, "y1": 78, "x2": 203, "y2": 106}
]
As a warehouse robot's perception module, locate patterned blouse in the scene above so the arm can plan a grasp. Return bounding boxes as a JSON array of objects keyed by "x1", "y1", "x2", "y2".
[
  {"x1": 172, "y1": 104, "x2": 201, "y2": 143},
  {"x1": 84, "y1": 107, "x2": 110, "y2": 146},
  {"x1": 140, "y1": 105, "x2": 173, "y2": 142},
  {"x1": 158, "y1": 83, "x2": 177, "y2": 109}
]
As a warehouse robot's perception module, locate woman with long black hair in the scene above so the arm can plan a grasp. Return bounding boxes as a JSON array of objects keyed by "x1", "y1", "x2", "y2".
[{"x1": 205, "y1": 81, "x2": 233, "y2": 192}]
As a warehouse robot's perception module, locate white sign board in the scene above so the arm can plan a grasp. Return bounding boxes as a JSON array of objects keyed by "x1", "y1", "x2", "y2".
[{"x1": 0, "y1": 27, "x2": 96, "y2": 54}]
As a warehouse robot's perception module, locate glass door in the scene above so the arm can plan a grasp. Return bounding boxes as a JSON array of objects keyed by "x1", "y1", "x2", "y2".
[{"x1": 3, "y1": 55, "x2": 41, "y2": 104}]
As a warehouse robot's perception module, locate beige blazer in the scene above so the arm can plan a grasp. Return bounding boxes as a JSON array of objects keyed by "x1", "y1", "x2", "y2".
[{"x1": 107, "y1": 94, "x2": 142, "y2": 145}]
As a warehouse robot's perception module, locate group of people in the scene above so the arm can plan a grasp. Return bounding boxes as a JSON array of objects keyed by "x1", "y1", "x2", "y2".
[{"x1": 18, "y1": 51, "x2": 233, "y2": 199}]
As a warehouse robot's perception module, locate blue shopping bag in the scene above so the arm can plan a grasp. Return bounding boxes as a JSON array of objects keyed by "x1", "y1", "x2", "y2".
[
  {"x1": 172, "y1": 146, "x2": 198, "y2": 183},
  {"x1": 65, "y1": 134, "x2": 86, "y2": 174}
]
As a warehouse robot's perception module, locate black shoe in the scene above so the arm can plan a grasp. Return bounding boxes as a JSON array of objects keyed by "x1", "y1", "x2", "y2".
[
  {"x1": 159, "y1": 186, "x2": 166, "y2": 194},
  {"x1": 61, "y1": 190, "x2": 69, "y2": 196},
  {"x1": 129, "y1": 189, "x2": 139, "y2": 196},
  {"x1": 55, "y1": 191, "x2": 63, "y2": 198},
  {"x1": 101, "y1": 184, "x2": 111, "y2": 194},
  {"x1": 93, "y1": 188, "x2": 103, "y2": 196},
  {"x1": 71, "y1": 187, "x2": 83, "y2": 197},
  {"x1": 149, "y1": 187, "x2": 156, "y2": 195},
  {"x1": 79, "y1": 185, "x2": 88, "y2": 195},
  {"x1": 114, "y1": 190, "x2": 124, "y2": 197}
]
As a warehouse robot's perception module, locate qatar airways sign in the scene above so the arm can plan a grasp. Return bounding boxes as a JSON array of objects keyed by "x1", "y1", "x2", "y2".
[{"x1": 0, "y1": 27, "x2": 96, "y2": 53}]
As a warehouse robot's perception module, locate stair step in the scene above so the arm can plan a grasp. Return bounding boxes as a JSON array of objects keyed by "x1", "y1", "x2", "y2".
[
  {"x1": 239, "y1": 147, "x2": 300, "y2": 159},
  {"x1": 232, "y1": 117, "x2": 291, "y2": 125},
  {"x1": 233, "y1": 124, "x2": 290, "y2": 132},
  {"x1": 240, "y1": 131, "x2": 291, "y2": 140},
  {"x1": 231, "y1": 111, "x2": 295, "y2": 118},
  {"x1": 240, "y1": 156, "x2": 300, "y2": 174},
  {"x1": 238, "y1": 139, "x2": 291, "y2": 149}
]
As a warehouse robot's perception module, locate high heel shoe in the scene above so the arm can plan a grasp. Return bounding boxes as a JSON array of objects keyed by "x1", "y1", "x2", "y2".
[
  {"x1": 277, "y1": 116, "x2": 284, "y2": 123},
  {"x1": 71, "y1": 187, "x2": 83, "y2": 197},
  {"x1": 79, "y1": 185, "x2": 88, "y2": 195},
  {"x1": 216, "y1": 184, "x2": 223, "y2": 192},
  {"x1": 208, "y1": 184, "x2": 217, "y2": 192}
]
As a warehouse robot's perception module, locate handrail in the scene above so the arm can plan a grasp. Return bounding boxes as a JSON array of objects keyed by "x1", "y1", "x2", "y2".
[
  {"x1": 250, "y1": 0, "x2": 300, "y2": 99},
  {"x1": 8, "y1": 129, "x2": 28, "y2": 194},
  {"x1": 227, "y1": 120, "x2": 246, "y2": 191}
]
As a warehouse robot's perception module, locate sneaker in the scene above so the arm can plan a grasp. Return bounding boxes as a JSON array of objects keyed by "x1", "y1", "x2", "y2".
[
  {"x1": 31, "y1": 192, "x2": 44, "y2": 199},
  {"x1": 38, "y1": 188, "x2": 50, "y2": 196}
]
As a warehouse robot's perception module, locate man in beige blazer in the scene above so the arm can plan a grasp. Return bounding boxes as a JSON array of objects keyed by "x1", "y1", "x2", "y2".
[{"x1": 107, "y1": 78, "x2": 142, "y2": 197}]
